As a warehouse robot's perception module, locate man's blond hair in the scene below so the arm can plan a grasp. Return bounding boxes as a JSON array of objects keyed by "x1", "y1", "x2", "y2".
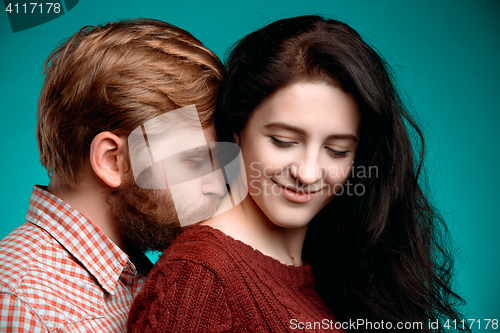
[{"x1": 37, "y1": 18, "x2": 223, "y2": 186}]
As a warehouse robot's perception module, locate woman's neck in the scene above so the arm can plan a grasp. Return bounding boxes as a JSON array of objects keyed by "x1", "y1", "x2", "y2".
[{"x1": 202, "y1": 195, "x2": 308, "y2": 266}]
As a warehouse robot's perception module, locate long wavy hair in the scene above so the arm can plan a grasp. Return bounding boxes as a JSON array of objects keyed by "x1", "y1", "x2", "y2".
[{"x1": 215, "y1": 15, "x2": 467, "y2": 332}]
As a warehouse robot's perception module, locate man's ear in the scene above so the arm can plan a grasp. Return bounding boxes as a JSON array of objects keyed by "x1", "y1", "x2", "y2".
[{"x1": 90, "y1": 132, "x2": 128, "y2": 188}]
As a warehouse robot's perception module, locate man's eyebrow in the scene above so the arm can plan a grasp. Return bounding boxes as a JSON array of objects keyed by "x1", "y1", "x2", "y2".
[
  {"x1": 177, "y1": 145, "x2": 210, "y2": 158},
  {"x1": 263, "y1": 122, "x2": 358, "y2": 142}
]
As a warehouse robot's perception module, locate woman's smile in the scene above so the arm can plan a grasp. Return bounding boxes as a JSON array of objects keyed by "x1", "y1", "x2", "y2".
[{"x1": 271, "y1": 180, "x2": 326, "y2": 203}]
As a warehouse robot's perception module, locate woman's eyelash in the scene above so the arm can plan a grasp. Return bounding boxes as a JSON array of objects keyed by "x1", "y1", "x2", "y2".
[
  {"x1": 270, "y1": 136, "x2": 295, "y2": 148},
  {"x1": 326, "y1": 147, "x2": 349, "y2": 158},
  {"x1": 271, "y1": 136, "x2": 349, "y2": 158}
]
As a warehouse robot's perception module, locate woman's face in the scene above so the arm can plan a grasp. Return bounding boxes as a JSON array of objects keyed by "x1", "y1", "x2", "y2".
[{"x1": 238, "y1": 81, "x2": 361, "y2": 229}]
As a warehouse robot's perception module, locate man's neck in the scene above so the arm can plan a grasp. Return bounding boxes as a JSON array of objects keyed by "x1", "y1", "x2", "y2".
[{"x1": 47, "y1": 176, "x2": 124, "y2": 250}]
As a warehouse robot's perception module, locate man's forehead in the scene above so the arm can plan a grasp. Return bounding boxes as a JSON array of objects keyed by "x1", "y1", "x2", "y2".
[
  {"x1": 128, "y1": 105, "x2": 208, "y2": 178},
  {"x1": 148, "y1": 125, "x2": 208, "y2": 163}
]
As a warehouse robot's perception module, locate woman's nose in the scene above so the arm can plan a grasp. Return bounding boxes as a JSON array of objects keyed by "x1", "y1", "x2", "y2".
[{"x1": 289, "y1": 152, "x2": 324, "y2": 186}]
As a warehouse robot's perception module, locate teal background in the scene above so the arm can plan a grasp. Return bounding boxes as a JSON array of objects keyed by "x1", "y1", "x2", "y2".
[
  {"x1": 1, "y1": 0, "x2": 498, "y2": 328},
  {"x1": 4, "y1": 0, "x2": 65, "y2": 33}
]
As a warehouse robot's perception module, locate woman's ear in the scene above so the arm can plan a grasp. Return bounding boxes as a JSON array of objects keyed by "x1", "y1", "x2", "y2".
[
  {"x1": 233, "y1": 133, "x2": 240, "y2": 145},
  {"x1": 90, "y1": 132, "x2": 127, "y2": 188}
]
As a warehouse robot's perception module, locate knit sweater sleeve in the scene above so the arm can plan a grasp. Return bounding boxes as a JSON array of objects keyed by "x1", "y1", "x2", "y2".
[{"x1": 127, "y1": 258, "x2": 232, "y2": 333}]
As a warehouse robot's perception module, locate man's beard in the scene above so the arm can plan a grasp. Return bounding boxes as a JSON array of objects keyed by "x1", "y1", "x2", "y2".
[{"x1": 108, "y1": 175, "x2": 221, "y2": 252}]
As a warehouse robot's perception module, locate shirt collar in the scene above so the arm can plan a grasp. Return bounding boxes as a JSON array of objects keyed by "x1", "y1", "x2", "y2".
[{"x1": 25, "y1": 185, "x2": 130, "y2": 295}]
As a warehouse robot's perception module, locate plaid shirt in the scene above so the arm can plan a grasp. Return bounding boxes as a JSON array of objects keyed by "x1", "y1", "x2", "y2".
[{"x1": 0, "y1": 186, "x2": 152, "y2": 332}]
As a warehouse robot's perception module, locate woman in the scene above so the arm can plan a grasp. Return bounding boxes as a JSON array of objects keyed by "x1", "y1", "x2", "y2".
[{"x1": 128, "y1": 16, "x2": 467, "y2": 332}]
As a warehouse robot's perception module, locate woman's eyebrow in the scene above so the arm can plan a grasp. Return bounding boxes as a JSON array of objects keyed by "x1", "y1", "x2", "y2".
[
  {"x1": 264, "y1": 122, "x2": 305, "y2": 135},
  {"x1": 325, "y1": 133, "x2": 358, "y2": 142},
  {"x1": 264, "y1": 122, "x2": 358, "y2": 142}
]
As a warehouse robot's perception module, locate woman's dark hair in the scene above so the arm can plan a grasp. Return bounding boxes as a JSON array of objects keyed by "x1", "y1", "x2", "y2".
[{"x1": 216, "y1": 15, "x2": 467, "y2": 332}]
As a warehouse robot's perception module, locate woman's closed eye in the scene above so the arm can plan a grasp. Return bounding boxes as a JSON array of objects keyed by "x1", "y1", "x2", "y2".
[
  {"x1": 270, "y1": 136, "x2": 296, "y2": 148},
  {"x1": 326, "y1": 147, "x2": 349, "y2": 158}
]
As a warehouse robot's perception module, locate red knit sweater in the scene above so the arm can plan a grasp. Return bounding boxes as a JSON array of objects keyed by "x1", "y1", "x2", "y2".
[{"x1": 127, "y1": 225, "x2": 344, "y2": 332}]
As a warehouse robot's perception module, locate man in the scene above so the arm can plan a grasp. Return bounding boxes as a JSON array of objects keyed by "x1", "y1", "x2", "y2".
[{"x1": 0, "y1": 18, "x2": 224, "y2": 332}]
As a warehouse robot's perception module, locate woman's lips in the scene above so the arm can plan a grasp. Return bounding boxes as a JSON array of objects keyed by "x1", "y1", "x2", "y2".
[{"x1": 274, "y1": 182, "x2": 322, "y2": 204}]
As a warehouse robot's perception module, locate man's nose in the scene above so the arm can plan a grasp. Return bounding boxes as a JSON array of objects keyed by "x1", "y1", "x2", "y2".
[{"x1": 201, "y1": 169, "x2": 227, "y2": 197}]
